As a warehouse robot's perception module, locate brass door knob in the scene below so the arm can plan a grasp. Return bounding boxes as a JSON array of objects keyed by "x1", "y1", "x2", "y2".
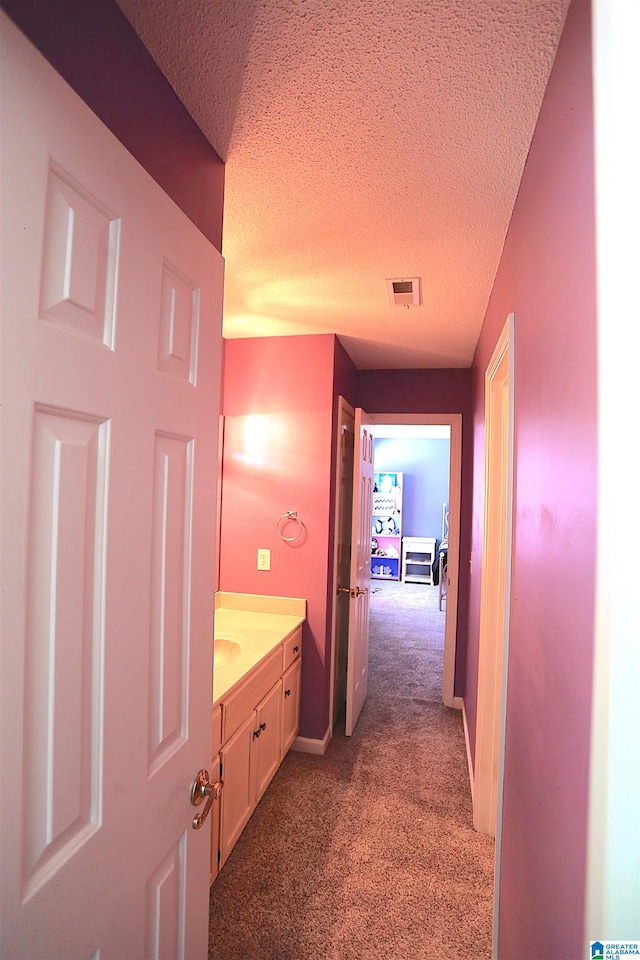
[{"x1": 190, "y1": 769, "x2": 223, "y2": 830}]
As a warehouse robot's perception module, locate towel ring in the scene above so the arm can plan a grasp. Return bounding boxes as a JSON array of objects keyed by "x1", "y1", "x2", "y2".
[{"x1": 276, "y1": 510, "x2": 304, "y2": 542}]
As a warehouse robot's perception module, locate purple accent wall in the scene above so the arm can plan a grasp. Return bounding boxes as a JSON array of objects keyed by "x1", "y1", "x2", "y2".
[
  {"x1": 357, "y1": 368, "x2": 472, "y2": 415},
  {"x1": 220, "y1": 335, "x2": 338, "y2": 741},
  {"x1": 0, "y1": 0, "x2": 224, "y2": 250},
  {"x1": 357, "y1": 369, "x2": 473, "y2": 696},
  {"x1": 468, "y1": 0, "x2": 597, "y2": 955}
]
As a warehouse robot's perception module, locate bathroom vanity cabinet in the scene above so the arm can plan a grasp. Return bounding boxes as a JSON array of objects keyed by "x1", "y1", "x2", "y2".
[{"x1": 209, "y1": 604, "x2": 304, "y2": 883}]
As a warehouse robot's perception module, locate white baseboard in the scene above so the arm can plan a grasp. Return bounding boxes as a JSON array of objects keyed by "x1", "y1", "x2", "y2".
[
  {"x1": 461, "y1": 698, "x2": 475, "y2": 806},
  {"x1": 453, "y1": 695, "x2": 463, "y2": 710},
  {"x1": 291, "y1": 728, "x2": 331, "y2": 756}
]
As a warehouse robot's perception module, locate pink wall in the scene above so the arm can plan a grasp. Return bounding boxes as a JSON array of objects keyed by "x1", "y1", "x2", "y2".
[
  {"x1": 468, "y1": 0, "x2": 597, "y2": 955},
  {"x1": 357, "y1": 368, "x2": 473, "y2": 695},
  {"x1": 220, "y1": 335, "x2": 339, "y2": 740},
  {"x1": 1, "y1": 0, "x2": 225, "y2": 250}
]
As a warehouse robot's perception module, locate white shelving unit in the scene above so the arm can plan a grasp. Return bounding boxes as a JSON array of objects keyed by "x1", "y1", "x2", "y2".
[{"x1": 401, "y1": 536, "x2": 437, "y2": 584}]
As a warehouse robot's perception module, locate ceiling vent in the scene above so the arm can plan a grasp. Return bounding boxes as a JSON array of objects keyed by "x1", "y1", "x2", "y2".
[{"x1": 386, "y1": 277, "x2": 421, "y2": 307}]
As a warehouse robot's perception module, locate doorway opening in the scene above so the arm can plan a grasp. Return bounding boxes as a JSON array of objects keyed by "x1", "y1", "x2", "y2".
[
  {"x1": 329, "y1": 408, "x2": 463, "y2": 737},
  {"x1": 370, "y1": 425, "x2": 450, "y2": 705}
]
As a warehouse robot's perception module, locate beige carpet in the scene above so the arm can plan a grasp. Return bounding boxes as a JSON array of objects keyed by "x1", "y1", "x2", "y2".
[{"x1": 209, "y1": 581, "x2": 494, "y2": 960}]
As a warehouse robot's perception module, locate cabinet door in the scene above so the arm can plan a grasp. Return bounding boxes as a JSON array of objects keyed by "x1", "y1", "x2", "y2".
[
  {"x1": 281, "y1": 658, "x2": 301, "y2": 759},
  {"x1": 219, "y1": 713, "x2": 254, "y2": 868},
  {"x1": 252, "y1": 682, "x2": 282, "y2": 804}
]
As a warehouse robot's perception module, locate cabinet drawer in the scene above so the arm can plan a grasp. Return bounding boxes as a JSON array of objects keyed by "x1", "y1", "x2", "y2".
[
  {"x1": 221, "y1": 646, "x2": 282, "y2": 744},
  {"x1": 282, "y1": 626, "x2": 302, "y2": 672}
]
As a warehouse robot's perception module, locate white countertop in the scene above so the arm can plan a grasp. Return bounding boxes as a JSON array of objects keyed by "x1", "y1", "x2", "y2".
[{"x1": 213, "y1": 592, "x2": 306, "y2": 703}]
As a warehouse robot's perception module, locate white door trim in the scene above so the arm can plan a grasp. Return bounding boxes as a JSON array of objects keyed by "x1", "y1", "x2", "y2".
[
  {"x1": 474, "y1": 316, "x2": 513, "y2": 841},
  {"x1": 587, "y1": 0, "x2": 640, "y2": 941},
  {"x1": 490, "y1": 313, "x2": 515, "y2": 955}
]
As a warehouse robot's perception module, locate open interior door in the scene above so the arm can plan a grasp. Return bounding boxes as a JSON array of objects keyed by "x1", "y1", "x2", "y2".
[
  {"x1": 345, "y1": 409, "x2": 374, "y2": 736},
  {"x1": 0, "y1": 17, "x2": 222, "y2": 958}
]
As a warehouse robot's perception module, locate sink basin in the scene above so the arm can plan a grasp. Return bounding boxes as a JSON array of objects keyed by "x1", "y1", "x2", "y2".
[{"x1": 214, "y1": 636, "x2": 242, "y2": 668}]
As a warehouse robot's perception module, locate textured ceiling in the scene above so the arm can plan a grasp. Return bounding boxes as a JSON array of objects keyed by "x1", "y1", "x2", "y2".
[{"x1": 116, "y1": 0, "x2": 570, "y2": 369}]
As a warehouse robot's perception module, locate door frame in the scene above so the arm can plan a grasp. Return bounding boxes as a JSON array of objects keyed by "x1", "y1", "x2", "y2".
[
  {"x1": 587, "y1": 0, "x2": 640, "y2": 941},
  {"x1": 474, "y1": 315, "x2": 514, "y2": 847},
  {"x1": 329, "y1": 410, "x2": 463, "y2": 719}
]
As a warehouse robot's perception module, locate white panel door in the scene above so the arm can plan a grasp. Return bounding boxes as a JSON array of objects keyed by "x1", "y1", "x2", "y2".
[
  {"x1": 0, "y1": 15, "x2": 223, "y2": 959},
  {"x1": 345, "y1": 408, "x2": 374, "y2": 736}
]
